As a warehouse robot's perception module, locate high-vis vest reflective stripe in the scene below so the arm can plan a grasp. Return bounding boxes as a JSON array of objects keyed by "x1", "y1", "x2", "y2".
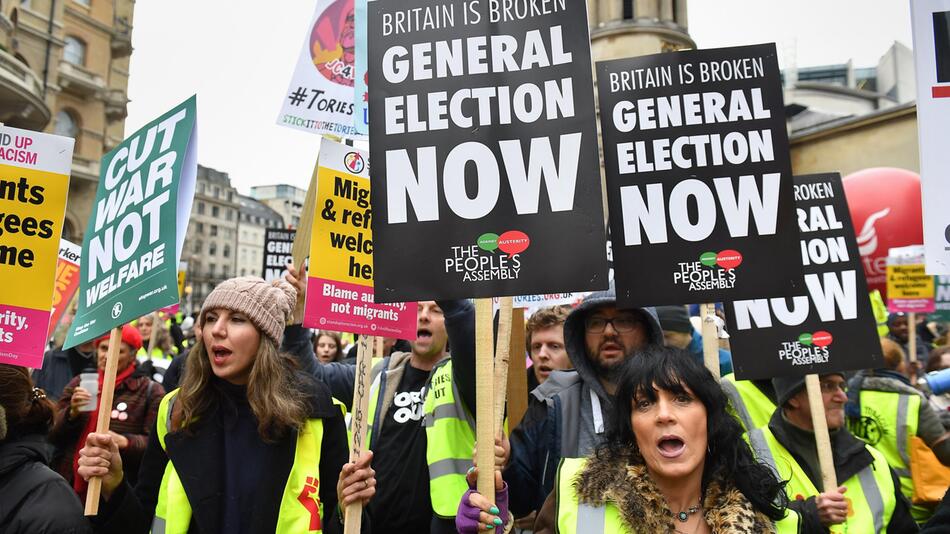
[
  {"x1": 151, "y1": 390, "x2": 326, "y2": 534},
  {"x1": 556, "y1": 458, "x2": 630, "y2": 534},
  {"x1": 424, "y1": 360, "x2": 476, "y2": 518},
  {"x1": 748, "y1": 426, "x2": 896, "y2": 533},
  {"x1": 722, "y1": 374, "x2": 776, "y2": 432},
  {"x1": 852, "y1": 390, "x2": 923, "y2": 520},
  {"x1": 137, "y1": 347, "x2": 173, "y2": 360}
]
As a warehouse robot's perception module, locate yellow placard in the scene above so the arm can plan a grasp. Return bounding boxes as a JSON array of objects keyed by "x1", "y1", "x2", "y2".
[
  {"x1": 886, "y1": 264, "x2": 935, "y2": 299},
  {"x1": 309, "y1": 162, "x2": 372, "y2": 287},
  {"x1": 0, "y1": 163, "x2": 70, "y2": 310}
]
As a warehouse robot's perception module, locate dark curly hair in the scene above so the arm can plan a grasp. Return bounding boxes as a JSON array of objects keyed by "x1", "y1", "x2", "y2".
[{"x1": 602, "y1": 346, "x2": 788, "y2": 520}]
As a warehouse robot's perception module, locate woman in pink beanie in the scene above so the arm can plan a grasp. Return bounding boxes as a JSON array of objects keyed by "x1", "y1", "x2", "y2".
[{"x1": 77, "y1": 267, "x2": 375, "y2": 533}]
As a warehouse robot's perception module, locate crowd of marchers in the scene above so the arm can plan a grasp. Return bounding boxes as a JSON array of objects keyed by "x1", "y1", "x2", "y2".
[{"x1": 2, "y1": 266, "x2": 950, "y2": 533}]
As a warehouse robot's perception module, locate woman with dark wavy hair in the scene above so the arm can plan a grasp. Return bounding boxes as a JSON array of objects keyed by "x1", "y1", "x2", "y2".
[{"x1": 457, "y1": 346, "x2": 797, "y2": 533}]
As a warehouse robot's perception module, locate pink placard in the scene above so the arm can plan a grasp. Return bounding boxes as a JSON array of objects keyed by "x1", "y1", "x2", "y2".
[
  {"x1": 886, "y1": 298, "x2": 936, "y2": 314},
  {"x1": 0, "y1": 304, "x2": 53, "y2": 368},
  {"x1": 304, "y1": 277, "x2": 416, "y2": 339}
]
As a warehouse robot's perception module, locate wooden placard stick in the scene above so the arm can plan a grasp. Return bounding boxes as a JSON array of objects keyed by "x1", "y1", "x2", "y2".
[
  {"x1": 290, "y1": 159, "x2": 320, "y2": 323},
  {"x1": 701, "y1": 303, "x2": 721, "y2": 381},
  {"x1": 907, "y1": 312, "x2": 917, "y2": 363},
  {"x1": 375, "y1": 335, "x2": 384, "y2": 359},
  {"x1": 493, "y1": 297, "x2": 514, "y2": 437},
  {"x1": 506, "y1": 308, "x2": 528, "y2": 431},
  {"x1": 145, "y1": 311, "x2": 161, "y2": 358},
  {"x1": 85, "y1": 326, "x2": 123, "y2": 515},
  {"x1": 804, "y1": 374, "x2": 839, "y2": 490},
  {"x1": 475, "y1": 299, "x2": 496, "y2": 499},
  {"x1": 344, "y1": 335, "x2": 374, "y2": 532}
]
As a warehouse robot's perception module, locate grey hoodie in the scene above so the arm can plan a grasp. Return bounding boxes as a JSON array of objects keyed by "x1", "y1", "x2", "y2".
[{"x1": 531, "y1": 285, "x2": 662, "y2": 456}]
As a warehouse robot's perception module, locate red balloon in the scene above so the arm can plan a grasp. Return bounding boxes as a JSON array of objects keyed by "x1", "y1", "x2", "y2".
[{"x1": 842, "y1": 168, "x2": 923, "y2": 299}]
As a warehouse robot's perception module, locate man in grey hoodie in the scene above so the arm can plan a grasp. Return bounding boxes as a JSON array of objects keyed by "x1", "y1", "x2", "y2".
[{"x1": 504, "y1": 286, "x2": 663, "y2": 516}]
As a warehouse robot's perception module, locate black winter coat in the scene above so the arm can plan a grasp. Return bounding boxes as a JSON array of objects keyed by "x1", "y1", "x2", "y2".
[{"x1": 0, "y1": 434, "x2": 92, "y2": 534}]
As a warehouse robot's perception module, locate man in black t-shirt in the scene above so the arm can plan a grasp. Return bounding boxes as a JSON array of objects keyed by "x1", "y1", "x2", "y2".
[{"x1": 364, "y1": 300, "x2": 477, "y2": 533}]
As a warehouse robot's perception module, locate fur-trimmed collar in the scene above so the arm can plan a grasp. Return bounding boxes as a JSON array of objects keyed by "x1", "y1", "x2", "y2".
[{"x1": 574, "y1": 448, "x2": 775, "y2": 533}]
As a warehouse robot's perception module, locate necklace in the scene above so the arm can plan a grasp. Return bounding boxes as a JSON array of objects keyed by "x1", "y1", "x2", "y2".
[{"x1": 673, "y1": 505, "x2": 700, "y2": 522}]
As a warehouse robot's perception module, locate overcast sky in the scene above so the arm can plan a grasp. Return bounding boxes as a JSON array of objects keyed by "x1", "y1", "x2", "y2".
[{"x1": 125, "y1": 0, "x2": 913, "y2": 196}]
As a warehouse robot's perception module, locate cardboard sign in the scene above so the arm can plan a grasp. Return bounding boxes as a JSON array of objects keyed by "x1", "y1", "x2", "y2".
[
  {"x1": 368, "y1": 0, "x2": 608, "y2": 302},
  {"x1": 277, "y1": 0, "x2": 365, "y2": 139},
  {"x1": 353, "y1": 0, "x2": 370, "y2": 135},
  {"x1": 886, "y1": 245, "x2": 935, "y2": 313},
  {"x1": 0, "y1": 126, "x2": 73, "y2": 367},
  {"x1": 911, "y1": 1, "x2": 950, "y2": 274},
  {"x1": 47, "y1": 239, "x2": 82, "y2": 340},
  {"x1": 725, "y1": 174, "x2": 882, "y2": 379},
  {"x1": 262, "y1": 228, "x2": 296, "y2": 282},
  {"x1": 304, "y1": 139, "x2": 415, "y2": 338},
  {"x1": 64, "y1": 97, "x2": 198, "y2": 349},
  {"x1": 935, "y1": 275, "x2": 950, "y2": 320},
  {"x1": 597, "y1": 44, "x2": 803, "y2": 307}
]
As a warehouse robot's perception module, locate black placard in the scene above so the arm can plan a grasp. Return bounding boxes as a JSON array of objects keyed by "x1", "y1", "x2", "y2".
[
  {"x1": 597, "y1": 44, "x2": 803, "y2": 307},
  {"x1": 368, "y1": 0, "x2": 608, "y2": 302},
  {"x1": 725, "y1": 173, "x2": 883, "y2": 379},
  {"x1": 262, "y1": 228, "x2": 295, "y2": 282}
]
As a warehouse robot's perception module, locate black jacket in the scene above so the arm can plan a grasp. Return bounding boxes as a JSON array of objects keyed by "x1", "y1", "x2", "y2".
[
  {"x1": 91, "y1": 374, "x2": 351, "y2": 534},
  {"x1": 769, "y1": 411, "x2": 918, "y2": 534},
  {"x1": 0, "y1": 434, "x2": 92, "y2": 534}
]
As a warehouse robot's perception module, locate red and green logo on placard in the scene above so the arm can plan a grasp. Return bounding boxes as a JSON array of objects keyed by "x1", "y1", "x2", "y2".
[
  {"x1": 699, "y1": 249, "x2": 743, "y2": 269},
  {"x1": 797, "y1": 330, "x2": 833, "y2": 348}
]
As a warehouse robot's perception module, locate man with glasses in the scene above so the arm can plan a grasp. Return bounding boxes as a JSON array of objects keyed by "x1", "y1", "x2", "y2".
[
  {"x1": 747, "y1": 373, "x2": 917, "y2": 533},
  {"x1": 504, "y1": 286, "x2": 663, "y2": 518}
]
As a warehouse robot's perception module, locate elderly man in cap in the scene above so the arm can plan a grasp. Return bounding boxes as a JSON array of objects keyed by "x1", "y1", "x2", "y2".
[
  {"x1": 747, "y1": 372, "x2": 917, "y2": 533},
  {"x1": 504, "y1": 286, "x2": 664, "y2": 517}
]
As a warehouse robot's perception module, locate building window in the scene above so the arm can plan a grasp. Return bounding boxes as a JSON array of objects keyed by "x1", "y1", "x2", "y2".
[
  {"x1": 222, "y1": 266, "x2": 230, "y2": 278},
  {"x1": 210, "y1": 225, "x2": 218, "y2": 237},
  {"x1": 227, "y1": 191, "x2": 234, "y2": 201},
  {"x1": 223, "y1": 245, "x2": 230, "y2": 258},
  {"x1": 197, "y1": 202, "x2": 205, "y2": 215},
  {"x1": 53, "y1": 109, "x2": 79, "y2": 139},
  {"x1": 193, "y1": 240, "x2": 203, "y2": 254},
  {"x1": 196, "y1": 222, "x2": 204, "y2": 233},
  {"x1": 226, "y1": 208, "x2": 233, "y2": 221},
  {"x1": 208, "y1": 264, "x2": 215, "y2": 277},
  {"x1": 623, "y1": 0, "x2": 634, "y2": 20},
  {"x1": 241, "y1": 268, "x2": 247, "y2": 276},
  {"x1": 213, "y1": 186, "x2": 220, "y2": 198},
  {"x1": 209, "y1": 243, "x2": 217, "y2": 256},
  {"x1": 74, "y1": 0, "x2": 91, "y2": 6},
  {"x1": 212, "y1": 205, "x2": 220, "y2": 217},
  {"x1": 64, "y1": 36, "x2": 86, "y2": 66},
  {"x1": 198, "y1": 182, "x2": 205, "y2": 194}
]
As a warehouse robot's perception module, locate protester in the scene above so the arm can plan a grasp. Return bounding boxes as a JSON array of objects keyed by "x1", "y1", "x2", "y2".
[
  {"x1": 889, "y1": 312, "x2": 930, "y2": 367},
  {"x1": 525, "y1": 305, "x2": 571, "y2": 390},
  {"x1": 76, "y1": 275, "x2": 374, "y2": 533},
  {"x1": 504, "y1": 285, "x2": 664, "y2": 517},
  {"x1": 748, "y1": 372, "x2": 918, "y2": 532},
  {"x1": 342, "y1": 336, "x2": 406, "y2": 363},
  {"x1": 0, "y1": 364, "x2": 91, "y2": 533},
  {"x1": 655, "y1": 304, "x2": 733, "y2": 375},
  {"x1": 49, "y1": 324, "x2": 165, "y2": 493},
  {"x1": 32, "y1": 339, "x2": 97, "y2": 401},
  {"x1": 925, "y1": 346, "x2": 950, "y2": 415},
  {"x1": 921, "y1": 489, "x2": 950, "y2": 533},
  {"x1": 462, "y1": 348, "x2": 796, "y2": 533},
  {"x1": 134, "y1": 314, "x2": 176, "y2": 361},
  {"x1": 314, "y1": 330, "x2": 344, "y2": 363},
  {"x1": 720, "y1": 373, "x2": 777, "y2": 432},
  {"x1": 847, "y1": 337, "x2": 950, "y2": 521}
]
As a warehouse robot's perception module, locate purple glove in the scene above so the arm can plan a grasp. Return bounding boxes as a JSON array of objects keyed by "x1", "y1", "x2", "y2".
[{"x1": 456, "y1": 481, "x2": 509, "y2": 534}]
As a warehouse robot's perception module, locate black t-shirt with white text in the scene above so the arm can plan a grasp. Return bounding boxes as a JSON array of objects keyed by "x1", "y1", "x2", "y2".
[{"x1": 368, "y1": 364, "x2": 432, "y2": 532}]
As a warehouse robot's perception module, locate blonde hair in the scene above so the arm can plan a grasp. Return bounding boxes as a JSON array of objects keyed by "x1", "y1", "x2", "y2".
[
  {"x1": 879, "y1": 337, "x2": 906, "y2": 371},
  {"x1": 176, "y1": 335, "x2": 309, "y2": 442}
]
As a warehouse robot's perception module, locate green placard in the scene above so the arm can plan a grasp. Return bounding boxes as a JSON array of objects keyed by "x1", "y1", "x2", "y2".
[{"x1": 64, "y1": 97, "x2": 197, "y2": 348}]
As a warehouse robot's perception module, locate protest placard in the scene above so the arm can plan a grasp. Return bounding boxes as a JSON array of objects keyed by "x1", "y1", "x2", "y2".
[
  {"x1": 886, "y1": 245, "x2": 935, "y2": 313},
  {"x1": 597, "y1": 44, "x2": 803, "y2": 307},
  {"x1": 0, "y1": 126, "x2": 73, "y2": 368},
  {"x1": 353, "y1": 0, "x2": 369, "y2": 135},
  {"x1": 725, "y1": 173, "x2": 882, "y2": 379},
  {"x1": 277, "y1": 0, "x2": 365, "y2": 139},
  {"x1": 48, "y1": 239, "x2": 82, "y2": 340},
  {"x1": 368, "y1": 0, "x2": 608, "y2": 302},
  {"x1": 911, "y1": 1, "x2": 950, "y2": 275},
  {"x1": 304, "y1": 139, "x2": 415, "y2": 338},
  {"x1": 936, "y1": 275, "x2": 950, "y2": 321},
  {"x1": 64, "y1": 96, "x2": 197, "y2": 349},
  {"x1": 263, "y1": 228, "x2": 296, "y2": 282}
]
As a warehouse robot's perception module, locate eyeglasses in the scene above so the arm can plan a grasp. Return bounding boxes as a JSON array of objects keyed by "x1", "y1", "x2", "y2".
[
  {"x1": 819, "y1": 381, "x2": 848, "y2": 394},
  {"x1": 585, "y1": 315, "x2": 641, "y2": 334}
]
